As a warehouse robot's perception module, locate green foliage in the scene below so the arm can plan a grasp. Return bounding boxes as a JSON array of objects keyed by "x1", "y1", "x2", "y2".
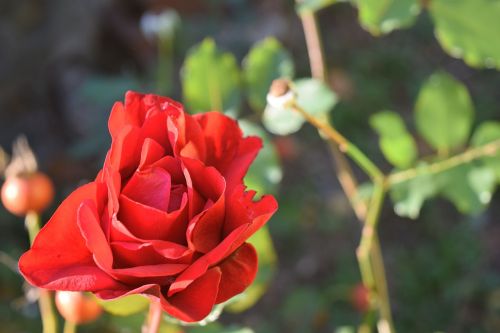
[
  {"x1": 263, "y1": 78, "x2": 337, "y2": 135},
  {"x1": 354, "y1": 0, "x2": 421, "y2": 35},
  {"x1": 429, "y1": 0, "x2": 500, "y2": 69},
  {"x1": 263, "y1": 104, "x2": 304, "y2": 135},
  {"x1": 227, "y1": 226, "x2": 277, "y2": 313},
  {"x1": 370, "y1": 111, "x2": 417, "y2": 168},
  {"x1": 295, "y1": 78, "x2": 338, "y2": 117},
  {"x1": 95, "y1": 294, "x2": 149, "y2": 316},
  {"x1": 182, "y1": 38, "x2": 241, "y2": 114},
  {"x1": 437, "y1": 161, "x2": 498, "y2": 215},
  {"x1": 415, "y1": 71, "x2": 474, "y2": 154},
  {"x1": 390, "y1": 165, "x2": 438, "y2": 219},
  {"x1": 471, "y1": 121, "x2": 500, "y2": 181},
  {"x1": 243, "y1": 38, "x2": 294, "y2": 113},
  {"x1": 240, "y1": 120, "x2": 283, "y2": 196}
]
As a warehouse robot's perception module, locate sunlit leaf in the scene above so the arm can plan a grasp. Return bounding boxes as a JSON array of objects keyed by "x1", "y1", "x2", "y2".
[
  {"x1": 390, "y1": 164, "x2": 438, "y2": 219},
  {"x1": 243, "y1": 38, "x2": 294, "y2": 113},
  {"x1": 239, "y1": 120, "x2": 282, "y2": 196},
  {"x1": 226, "y1": 226, "x2": 277, "y2": 313},
  {"x1": 354, "y1": 0, "x2": 421, "y2": 35},
  {"x1": 471, "y1": 121, "x2": 500, "y2": 182},
  {"x1": 262, "y1": 104, "x2": 304, "y2": 135},
  {"x1": 370, "y1": 111, "x2": 418, "y2": 168},
  {"x1": 95, "y1": 294, "x2": 149, "y2": 316},
  {"x1": 414, "y1": 71, "x2": 474, "y2": 153},
  {"x1": 182, "y1": 38, "x2": 241, "y2": 114},
  {"x1": 430, "y1": 0, "x2": 500, "y2": 69},
  {"x1": 437, "y1": 164, "x2": 486, "y2": 214},
  {"x1": 468, "y1": 166, "x2": 496, "y2": 205},
  {"x1": 262, "y1": 78, "x2": 336, "y2": 135},
  {"x1": 295, "y1": 78, "x2": 338, "y2": 117}
]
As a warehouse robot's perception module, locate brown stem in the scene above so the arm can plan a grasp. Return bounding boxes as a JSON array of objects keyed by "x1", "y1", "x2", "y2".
[
  {"x1": 295, "y1": 3, "x2": 395, "y2": 331},
  {"x1": 142, "y1": 300, "x2": 163, "y2": 333}
]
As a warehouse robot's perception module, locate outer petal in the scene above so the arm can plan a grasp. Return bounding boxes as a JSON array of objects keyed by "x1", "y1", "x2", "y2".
[
  {"x1": 195, "y1": 112, "x2": 262, "y2": 192},
  {"x1": 108, "y1": 91, "x2": 183, "y2": 138},
  {"x1": 19, "y1": 183, "x2": 122, "y2": 291},
  {"x1": 215, "y1": 242, "x2": 258, "y2": 304},
  {"x1": 167, "y1": 224, "x2": 248, "y2": 296},
  {"x1": 222, "y1": 185, "x2": 278, "y2": 238},
  {"x1": 161, "y1": 267, "x2": 222, "y2": 322}
]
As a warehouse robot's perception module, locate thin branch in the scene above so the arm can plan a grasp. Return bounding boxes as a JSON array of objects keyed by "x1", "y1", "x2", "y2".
[
  {"x1": 290, "y1": 101, "x2": 384, "y2": 182},
  {"x1": 298, "y1": 10, "x2": 327, "y2": 81},
  {"x1": 387, "y1": 139, "x2": 500, "y2": 187},
  {"x1": 25, "y1": 213, "x2": 58, "y2": 333}
]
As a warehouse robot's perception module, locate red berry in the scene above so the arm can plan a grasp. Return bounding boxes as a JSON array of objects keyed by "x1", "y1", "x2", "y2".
[
  {"x1": 350, "y1": 284, "x2": 371, "y2": 313},
  {"x1": 1, "y1": 172, "x2": 54, "y2": 216},
  {"x1": 55, "y1": 291, "x2": 102, "y2": 324}
]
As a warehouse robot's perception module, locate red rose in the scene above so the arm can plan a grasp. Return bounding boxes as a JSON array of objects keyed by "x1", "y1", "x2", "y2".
[{"x1": 19, "y1": 92, "x2": 278, "y2": 322}]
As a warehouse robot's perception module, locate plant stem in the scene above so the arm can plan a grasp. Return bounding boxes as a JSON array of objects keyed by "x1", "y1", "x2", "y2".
[
  {"x1": 295, "y1": 6, "x2": 394, "y2": 331},
  {"x1": 290, "y1": 101, "x2": 384, "y2": 182},
  {"x1": 356, "y1": 183, "x2": 385, "y2": 289},
  {"x1": 25, "y1": 212, "x2": 58, "y2": 333},
  {"x1": 142, "y1": 299, "x2": 162, "y2": 333},
  {"x1": 63, "y1": 321, "x2": 77, "y2": 333},
  {"x1": 297, "y1": 8, "x2": 327, "y2": 81},
  {"x1": 386, "y1": 138, "x2": 500, "y2": 187}
]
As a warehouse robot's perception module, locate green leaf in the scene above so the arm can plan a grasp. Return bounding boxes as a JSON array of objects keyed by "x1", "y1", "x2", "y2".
[
  {"x1": 468, "y1": 166, "x2": 496, "y2": 205},
  {"x1": 182, "y1": 38, "x2": 241, "y2": 114},
  {"x1": 429, "y1": 0, "x2": 500, "y2": 69},
  {"x1": 414, "y1": 71, "x2": 474, "y2": 153},
  {"x1": 262, "y1": 78, "x2": 336, "y2": 135},
  {"x1": 370, "y1": 111, "x2": 418, "y2": 168},
  {"x1": 294, "y1": 78, "x2": 338, "y2": 117},
  {"x1": 243, "y1": 38, "x2": 294, "y2": 113},
  {"x1": 227, "y1": 226, "x2": 277, "y2": 313},
  {"x1": 296, "y1": 0, "x2": 338, "y2": 14},
  {"x1": 390, "y1": 165, "x2": 438, "y2": 219},
  {"x1": 262, "y1": 104, "x2": 305, "y2": 135},
  {"x1": 471, "y1": 121, "x2": 500, "y2": 181},
  {"x1": 354, "y1": 0, "x2": 421, "y2": 35},
  {"x1": 95, "y1": 294, "x2": 149, "y2": 316},
  {"x1": 437, "y1": 164, "x2": 486, "y2": 214},
  {"x1": 239, "y1": 120, "x2": 283, "y2": 196}
]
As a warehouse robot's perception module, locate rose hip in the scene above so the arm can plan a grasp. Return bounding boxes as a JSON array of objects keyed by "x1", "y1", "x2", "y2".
[
  {"x1": 1, "y1": 172, "x2": 54, "y2": 216},
  {"x1": 55, "y1": 291, "x2": 102, "y2": 324}
]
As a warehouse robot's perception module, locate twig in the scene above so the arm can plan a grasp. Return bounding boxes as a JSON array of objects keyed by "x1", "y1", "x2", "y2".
[
  {"x1": 25, "y1": 212, "x2": 58, "y2": 333},
  {"x1": 386, "y1": 139, "x2": 500, "y2": 187},
  {"x1": 142, "y1": 299, "x2": 163, "y2": 333}
]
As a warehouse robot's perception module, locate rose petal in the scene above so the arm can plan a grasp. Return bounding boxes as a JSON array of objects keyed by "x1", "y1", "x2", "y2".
[
  {"x1": 168, "y1": 224, "x2": 248, "y2": 296},
  {"x1": 111, "y1": 241, "x2": 191, "y2": 267},
  {"x1": 222, "y1": 184, "x2": 278, "y2": 237},
  {"x1": 138, "y1": 138, "x2": 166, "y2": 170},
  {"x1": 169, "y1": 112, "x2": 207, "y2": 161},
  {"x1": 151, "y1": 156, "x2": 184, "y2": 184},
  {"x1": 161, "y1": 267, "x2": 221, "y2": 322},
  {"x1": 112, "y1": 263, "x2": 188, "y2": 285},
  {"x1": 107, "y1": 125, "x2": 142, "y2": 178},
  {"x1": 122, "y1": 168, "x2": 171, "y2": 212},
  {"x1": 118, "y1": 193, "x2": 188, "y2": 243},
  {"x1": 195, "y1": 112, "x2": 262, "y2": 192},
  {"x1": 182, "y1": 158, "x2": 226, "y2": 253},
  {"x1": 77, "y1": 200, "x2": 113, "y2": 271},
  {"x1": 19, "y1": 182, "x2": 122, "y2": 292},
  {"x1": 215, "y1": 242, "x2": 257, "y2": 303}
]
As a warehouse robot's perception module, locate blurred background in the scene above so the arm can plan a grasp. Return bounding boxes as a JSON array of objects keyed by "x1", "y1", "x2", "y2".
[{"x1": 1, "y1": 0, "x2": 500, "y2": 332}]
